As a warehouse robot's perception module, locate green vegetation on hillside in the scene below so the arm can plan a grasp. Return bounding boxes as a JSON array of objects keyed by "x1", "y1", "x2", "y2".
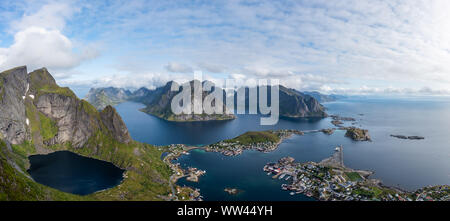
[
  {"x1": 224, "y1": 131, "x2": 281, "y2": 145},
  {"x1": 345, "y1": 172, "x2": 363, "y2": 182},
  {"x1": 38, "y1": 112, "x2": 58, "y2": 142},
  {"x1": 29, "y1": 68, "x2": 76, "y2": 99}
]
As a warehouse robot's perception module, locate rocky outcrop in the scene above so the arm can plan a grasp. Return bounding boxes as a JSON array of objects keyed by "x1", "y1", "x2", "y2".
[
  {"x1": 100, "y1": 105, "x2": 131, "y2": 144},
  {"x1": 0, "y1": 66, "x2": 30, "y2": 144},
  {"x1": 321, "y1": 128, "x2": 336, "y2": 135},
  {"x1": 344, "y1": 127, "x2": 371, "y2": 141}
]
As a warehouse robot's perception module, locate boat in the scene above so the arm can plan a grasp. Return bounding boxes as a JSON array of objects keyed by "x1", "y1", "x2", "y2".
[
  {"x1": 285, "y1": 176, "x2": 291, "y2": 180},
  {"x1": 267, "y1": 172, "x2": 271, "y2": 175},
  {"x1": 290, "y1": 192, "x2": 295, "y2": 196},
  {"x1": 279, "y1": 174, "x2": 286, "y2": 179}
]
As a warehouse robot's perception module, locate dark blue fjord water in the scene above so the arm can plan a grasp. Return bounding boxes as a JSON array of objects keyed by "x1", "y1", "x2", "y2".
[
  {"x1": 115, "y1": 97, "x2": 450, "y2": 200},
  {"x1": 27, "y1": 151, "x2": 124, "y2": 195}
]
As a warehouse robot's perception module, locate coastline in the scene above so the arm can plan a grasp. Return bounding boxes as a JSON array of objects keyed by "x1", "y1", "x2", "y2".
[
  {"x1": 263, "y1": 149, "x2": 449, "y2": 201},
  {"x1": 139, "y1": 108, "x2": 237, "y2": 122}
]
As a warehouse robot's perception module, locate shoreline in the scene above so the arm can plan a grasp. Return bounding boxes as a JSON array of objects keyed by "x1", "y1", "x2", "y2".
[{"x1": 263, "y1": 148, "x2": 449, "y2": 201}]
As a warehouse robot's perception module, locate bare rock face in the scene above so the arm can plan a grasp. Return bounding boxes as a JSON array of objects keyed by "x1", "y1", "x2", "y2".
[
  {"x1": 277, "y1": 86, "x2": 327, "y2": 118},
  {"x1": 35, "y1": 93, "x2": 99, "y2": 148},
  {"x1": 100, "y1": 105, "x2": 131, "y2": 144},
  {"x1": 0, "y1": 66, "x2": 30, "y2": 144}
]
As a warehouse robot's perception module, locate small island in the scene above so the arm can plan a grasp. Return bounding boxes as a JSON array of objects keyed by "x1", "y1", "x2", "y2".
[
  {"x1": 320, "y1": 128, "x2": 336, "y2": 135},
  {"x1": 342, "y1": 127, "x2": 371, "y2": 141},
  {"x1": 204, "y1": 130, "x2": 300, "y2": 156},
  {"x1": 391, "y1": 135, "x2": 425, "y2": 140},
  {"x1": 224, "y1": 188, "x2": 242, "y2": 195},
  {"x1": 186, "y1": 167, "x2": 206, "y2": 182}
]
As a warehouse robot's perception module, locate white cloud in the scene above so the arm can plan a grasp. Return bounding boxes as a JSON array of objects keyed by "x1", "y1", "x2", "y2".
[
  {"x1": 0, "y1": 1, "x2": 97, "y2": 72},
  {"x1": 197, "y1": 62, "x2": 227, "y2": 73},
  {"x1": 10, "y1": 2, "x2": 77, "y2": 32},
  {"x1": 165, "y1": 62, "x2": 193, "y2": 73},
  {"x1": 0, "y1": 27, "x2": 97, "y2": 70},
  {"x1": 61, "y1": 72, "x2": 192, "y2": 90}
]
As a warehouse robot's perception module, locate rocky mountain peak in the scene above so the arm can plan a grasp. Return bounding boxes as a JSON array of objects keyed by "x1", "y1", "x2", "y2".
[
  {"x1": 100, "y1": 105, "x2": 131, "y2": 144},
  {"x1": 29, "y1": 68, "x2": 57, "y2": 89},
  {"x1": 0, "y1": 66, "x2": 30, "y2": 144}
]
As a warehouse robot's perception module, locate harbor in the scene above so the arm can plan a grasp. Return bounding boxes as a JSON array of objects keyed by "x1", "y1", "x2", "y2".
[{"x1": 263, "y1": 147, "x2": 449, "y2": 201}]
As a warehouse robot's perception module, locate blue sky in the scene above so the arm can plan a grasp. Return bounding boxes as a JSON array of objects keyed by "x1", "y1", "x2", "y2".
[{"x1": 1, "y1": 0, "x2": 450, "y2": 96}]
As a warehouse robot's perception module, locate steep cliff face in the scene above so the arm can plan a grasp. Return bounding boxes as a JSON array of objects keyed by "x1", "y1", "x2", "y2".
[
  {"x1": 0, "y1": 66, "x2": 30, "y2": 144},
  {"x1": 278, "y1": 86, "x2": 327, "y2": 118},
  {"x1": 141, "y1": 80, "x2": 236, "y2": 121},
  {"x1": 100, "y1": 105, "x2": 131, "y2": 144},
  {"x1": 29, "y1": 68, "x2": 131, "y2": 148},
  {"x1": 238, "y1": 85, "x2": 327, "y2": 118}
]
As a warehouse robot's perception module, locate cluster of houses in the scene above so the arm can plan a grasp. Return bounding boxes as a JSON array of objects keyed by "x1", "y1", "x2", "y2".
[
  {"x1": 413, "y1": 185, "x2": 449, "y2": 201},
  {"x1": 205, "y1": 130, "x2": 301, "y2": 156},
  {"x1": 164, "y1": 144, "x2": 205, "y2": 201},
  {"x1": 263, "y1": 157, "x2": 448, "y2": 201},
  {"x1": 206, "y1": 139, "x2": 278, "y2": 156}
]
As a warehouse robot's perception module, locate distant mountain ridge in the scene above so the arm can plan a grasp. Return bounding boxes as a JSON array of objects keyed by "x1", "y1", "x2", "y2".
[
  {"x1": 85, "y1": 82, "x2": 327, "y2": 121},
  {"x1": 303, "y1": 91, "x2": 346, "y2": 103},
  {"x1": 85, "y1": 87, "x2": 133, "y2": 111}
]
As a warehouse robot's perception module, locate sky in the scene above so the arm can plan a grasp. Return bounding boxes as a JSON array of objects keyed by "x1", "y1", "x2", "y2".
[{"x1": 1, "y1": 0, "x2": 450, "y2": 96}]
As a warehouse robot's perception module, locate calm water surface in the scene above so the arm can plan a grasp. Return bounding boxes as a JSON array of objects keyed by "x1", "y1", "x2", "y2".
[
  {"x1": 115, "y1": 97, "x2": 450, "y2": 200},
  {"x1": 28, "y1": 151, "x2": 124, "y2": 195}
]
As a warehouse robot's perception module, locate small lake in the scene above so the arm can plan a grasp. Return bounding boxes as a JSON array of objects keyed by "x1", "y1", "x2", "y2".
[{"x1": 27, "y1": 151, "x2": 125, "y2": 195}]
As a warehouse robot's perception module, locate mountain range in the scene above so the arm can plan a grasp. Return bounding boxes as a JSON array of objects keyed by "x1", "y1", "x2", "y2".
[
  {"x1": 85, "y1": 82, "x2": 330, "y2": 121},
  {"x1": 303, "y1": 91, "x2": 346, "y2": 103}
]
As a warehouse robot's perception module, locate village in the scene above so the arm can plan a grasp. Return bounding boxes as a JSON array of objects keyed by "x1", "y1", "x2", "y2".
[
  {"x1": 204, "y1": 130, "x2": 307, "y2": 156},
  {"x1": 163, "y1": 144, "x2": 205, "y2": 201},
  {"x1": 263, "y1": 147, "x2": 449, "y2": 201}
]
